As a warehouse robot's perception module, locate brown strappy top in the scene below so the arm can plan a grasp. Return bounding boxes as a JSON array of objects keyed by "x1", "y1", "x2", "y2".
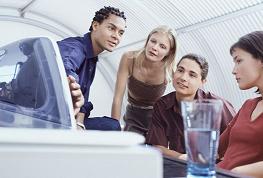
[{"x1": 127, "y1": 57, "x2": 166, "y2": 107}]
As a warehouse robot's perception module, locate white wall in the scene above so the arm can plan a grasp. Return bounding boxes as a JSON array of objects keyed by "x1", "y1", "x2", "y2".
[{"x1": 0, "y1": 21, "x2": 61, "y2": 46}]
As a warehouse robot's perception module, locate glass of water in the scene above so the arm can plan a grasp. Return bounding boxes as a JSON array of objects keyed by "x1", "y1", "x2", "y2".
[{"x1": 181, "y1": 99, "x2": 223, "y2": 178}]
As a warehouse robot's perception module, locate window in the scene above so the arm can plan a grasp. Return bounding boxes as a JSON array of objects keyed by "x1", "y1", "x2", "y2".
[{"x1": 0, "y1": 38, "x2": 72, "y2": 129}]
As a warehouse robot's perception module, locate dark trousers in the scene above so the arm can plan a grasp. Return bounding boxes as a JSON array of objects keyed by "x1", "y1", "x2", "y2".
[
  {"x1": 84, "y1": 116, "x2": 121, "y2": 131},
  {"x1": 123, "y1": 104, "x2": 153, "y2": 137}
]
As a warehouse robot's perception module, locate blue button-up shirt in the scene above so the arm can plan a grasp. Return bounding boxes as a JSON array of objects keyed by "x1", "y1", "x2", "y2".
[{"x1": 57, "y1": 33, "x2": 98, "y2": 116}]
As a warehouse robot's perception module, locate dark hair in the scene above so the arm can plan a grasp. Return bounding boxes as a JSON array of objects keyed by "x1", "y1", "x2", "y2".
[
  {"x1": 19, "y1": 40, "x2": 35, "y2": 56},
  {"x1": 230, "y1": 31, "x2": 263, "y2": 62},
  {"x1": 177, "y1": 53, "x2": 209, "y2": 80},
  {"x1": 230, "y1": 31, "x2": 263, "y2": 93},
  {"x1": 89, "y1": 6, "x2": 126, "y2": 31}
]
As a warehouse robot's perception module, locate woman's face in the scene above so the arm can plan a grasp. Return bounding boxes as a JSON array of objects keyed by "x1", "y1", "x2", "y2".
[
  {"x1": 232, "y1": 48, "x2": 263, "y2": 90},
  {"x1": 173, "y1": 58, "x2": 205, "y2": 99},
  {"x1": 145, "y1": 32, "x2": 171, "y2": 62}
]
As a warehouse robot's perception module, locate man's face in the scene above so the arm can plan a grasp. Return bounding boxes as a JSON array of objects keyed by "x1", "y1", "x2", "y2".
[
  {"x1": 92, "y1": 14, "x2": 126, "y2": 53},
  {"x1": 173, "y1": 58, "x2": 205, "y2": 99}
]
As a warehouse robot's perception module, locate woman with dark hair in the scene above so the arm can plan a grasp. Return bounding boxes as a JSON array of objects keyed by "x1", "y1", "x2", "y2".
[
  {"x1": 146, "y1": 53, "x2": 235, "y2": 158},
  {"x1": 217, "y1": 31, "x2": 263, "y2": 177},
  {"x1": 111, "y1": 25, "x2": 177, "y2": 136}
]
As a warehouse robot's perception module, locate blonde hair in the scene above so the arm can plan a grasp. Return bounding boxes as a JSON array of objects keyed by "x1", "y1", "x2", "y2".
[{"x1": 136, "y1": 25, "x2": 177, "y2": 81}]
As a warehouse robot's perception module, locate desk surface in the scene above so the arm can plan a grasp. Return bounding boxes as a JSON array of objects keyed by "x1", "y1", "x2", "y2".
[{"x1": 163, "y1": 157, "x2": 247, "y2": 178}]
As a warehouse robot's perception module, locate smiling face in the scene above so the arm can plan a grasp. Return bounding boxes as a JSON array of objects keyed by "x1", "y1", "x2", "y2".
[
  {"x1": 91, "y1": 14, "x2": 126, "y2": 55},
  {"x1": 231, "y1": 47, "x2": 263, "y2": 90},
  {"x1": 145, "y1": 32, "x2": 171, "y2": 63},
  {"x1": 173, "y1": 58, "x2": 206, "y2": 100}
]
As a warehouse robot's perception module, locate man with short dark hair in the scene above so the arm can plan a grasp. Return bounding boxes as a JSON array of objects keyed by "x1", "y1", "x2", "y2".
[
  {"x1": 146, "y1": 53, "x2": 236, "y2": 158},
  {"x1": 57, "y1": 6, "x2": 126, "y2": 130}
]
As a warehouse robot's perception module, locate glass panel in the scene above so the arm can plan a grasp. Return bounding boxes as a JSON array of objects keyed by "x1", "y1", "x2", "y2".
[
  {"x1": 0, "y1": 38, "x2": 71, "y2": 129},
  {"x1": 0, "y1": 40, "x2": 46, "y2": 108}
]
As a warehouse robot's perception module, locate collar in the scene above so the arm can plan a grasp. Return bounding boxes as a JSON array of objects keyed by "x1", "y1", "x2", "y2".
[
  {"x1": 163, "y1": 92, "x2": 180, "y2": 112},
  {"x1": 165, "y1": 89, "x2": 206, "y2": 112},
  {"x1": 83, "y1": 32, "x2": 97, "y2": 60}
]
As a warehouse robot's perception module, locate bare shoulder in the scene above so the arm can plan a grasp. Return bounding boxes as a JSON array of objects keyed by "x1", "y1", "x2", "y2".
[
  {"x1": 121, "y1": 51, "x2": 137, "y2": 65},
  {"x1": 119, "y1": 51, "x2": 138, "y2": 74},
  {"x1": 122, "y1": 51, "x2": 136, "y2": 60}
]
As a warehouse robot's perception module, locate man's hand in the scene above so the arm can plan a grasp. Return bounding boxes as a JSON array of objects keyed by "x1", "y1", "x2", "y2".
[
  {"x1": 75, "y1": 112, "x2": 85, "y2": 130},
  {"x1": 178, "y1": 154, "x2": 187, "y2": 161},
  {"x1": 68, "y1": 75, "x2": 84, "y2": 116}
]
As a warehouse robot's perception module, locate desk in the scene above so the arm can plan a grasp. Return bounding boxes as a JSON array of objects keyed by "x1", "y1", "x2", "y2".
[
  {"x1": 0, "y1": 129, "x2": 162, "y2": 178},
  {"x1": 164, "y1": 157, "x2": 247, "y2": 178}
]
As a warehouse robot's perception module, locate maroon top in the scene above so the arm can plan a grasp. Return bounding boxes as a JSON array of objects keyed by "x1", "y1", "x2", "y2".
[
  {"x1": 218, "y1": 97, "x2": 263, "y2": 170},
  {"x1": 145, "y1": 89, "x2": 236, "y2": 153},
  {"x1": 127, "y1": 75, "x2": 166, "y2": 106}
]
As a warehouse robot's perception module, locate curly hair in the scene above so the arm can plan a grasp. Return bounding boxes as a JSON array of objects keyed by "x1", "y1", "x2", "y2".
[{"x1": 89, "y1": 6, "x2": 126, "y2": 31}]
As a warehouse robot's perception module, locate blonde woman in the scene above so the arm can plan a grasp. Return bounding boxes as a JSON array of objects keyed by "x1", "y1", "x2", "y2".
[{"x1": 111, "y1": 25, "x2": 177, "y2": 136}]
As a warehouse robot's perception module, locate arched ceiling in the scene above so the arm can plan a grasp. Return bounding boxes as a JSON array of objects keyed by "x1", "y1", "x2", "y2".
[{"x1": 1, "y1": 0, "x2": 263, "y2": 48}]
